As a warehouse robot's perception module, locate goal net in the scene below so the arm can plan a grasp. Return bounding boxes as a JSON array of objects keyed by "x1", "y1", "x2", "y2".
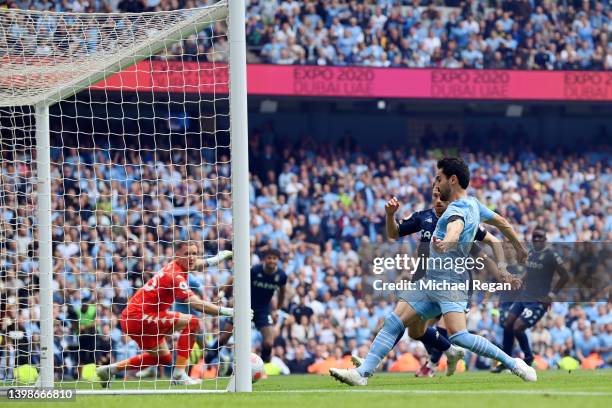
[{"x1": 0, "y1": 0, "x2": 252, "y2": 394}]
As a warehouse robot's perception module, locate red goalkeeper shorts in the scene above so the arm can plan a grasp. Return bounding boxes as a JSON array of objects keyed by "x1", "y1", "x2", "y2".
[{"x1": 121, "y1": 309, "x2": 182, "y2": 350}]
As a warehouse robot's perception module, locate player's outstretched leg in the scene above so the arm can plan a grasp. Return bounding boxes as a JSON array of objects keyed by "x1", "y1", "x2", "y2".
[
  {"x1": 259, "y1": 325, "x2": 276, "y2": 363},
  {"x1": 357, "y1": 312, "x2": 404, "y2": 377},
  {"x1": 172, "y1": 315, "x2": 202, "y2": 385},
  {"x1": 494, "y1": 307, "x2": 519, "y2": 373},
  {"x1": 446, "y1": 321, "x2": 536, "y2": 383},
  {"x1": 96, "y1": 351, "x2": 172, "y2": 388},
  {"x1": 331, "y1": 310, "x2": 406, "y2": 386},
  {"x1": 449, "y1": 330, "x2": 536, "y2": 381},
  {"x1": 513, "y1": 316, "x2": 536, "y2": 366},
  {"x1": 445, "y1": 311, "x2": 536, "y2": 382},
  {"x1": 351, "y1": 328, "x2": 405, "y2": 369}
]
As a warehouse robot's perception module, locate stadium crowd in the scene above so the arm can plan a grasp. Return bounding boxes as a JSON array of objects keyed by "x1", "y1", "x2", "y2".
[
  {"x1": 245, "y1": 0, "x2": 612, "y2": 70},
  {"x1": 4, "y1": 0, "x2": 612, "y2": 70},
  {"x1": 0, "y1": 122, "x2": 610, "y2": 381}
]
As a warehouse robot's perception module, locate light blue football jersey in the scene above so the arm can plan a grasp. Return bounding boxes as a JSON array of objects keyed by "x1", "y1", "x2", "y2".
[{"x1": 427, "y1": 196, "x2": 495, "y2": 281}]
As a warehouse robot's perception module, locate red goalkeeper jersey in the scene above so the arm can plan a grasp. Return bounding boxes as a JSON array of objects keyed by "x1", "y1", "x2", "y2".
[{"x1": 127, "y1": 260, "x2": 194, "y2": 314}]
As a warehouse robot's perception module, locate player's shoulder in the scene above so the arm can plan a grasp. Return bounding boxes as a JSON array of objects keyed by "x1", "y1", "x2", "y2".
[
  {"x1": 422, "y1": 208, "x2": 437, "y2": 218},
  {"x1": 445, "y1": 199, "x2": 469, "y2": 214},
  {"x1": 419, "y1": 208, "x2": 438, "y2": 225},
  {"x1": 451, "y1": 197, "x2": 475, "y2": 207},
  {"x1": 545, "y1": 247, "x2": 563, "y2": 261},
  {"x1": 400, "y1": 209, "x2": 427, "y2": 223},
  {"x1": 466, "y1": 196, "x2": 486, "y2": 208},
  {"x1": 451, "y1": 196, "x2": 488, "y2": 215}
]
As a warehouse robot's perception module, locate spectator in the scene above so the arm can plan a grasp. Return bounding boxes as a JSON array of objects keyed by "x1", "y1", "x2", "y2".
[
  {"x1": 8, "y1": 0, "x2": 612, "y2": 70},
  {"x1": 575, "y1": 327, "x2": 601, "y2": 361},
  {"x1": 286, "y1": 344, "x2": 314, "y2": 374}
]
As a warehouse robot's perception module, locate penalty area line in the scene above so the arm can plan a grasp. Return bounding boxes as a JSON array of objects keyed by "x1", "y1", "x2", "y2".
[{"x1": 258, "y1": 389, "x2": 612, "y2": 397}]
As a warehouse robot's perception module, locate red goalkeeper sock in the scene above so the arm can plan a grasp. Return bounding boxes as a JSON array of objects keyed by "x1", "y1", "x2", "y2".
[{"x1": 177, "y1": 316, "x2": 200, "y2": 360}]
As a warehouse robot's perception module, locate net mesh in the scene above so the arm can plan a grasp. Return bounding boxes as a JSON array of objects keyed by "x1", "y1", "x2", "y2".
[
  {"x1": 1, "y1": 2, "x2": 237, "y2": 392},
  {"x1": 0, "y1": 5, "x2": 228, "y2": 107}
]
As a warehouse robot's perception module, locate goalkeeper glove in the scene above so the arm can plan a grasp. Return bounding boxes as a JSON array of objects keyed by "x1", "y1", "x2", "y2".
[{"x1": 204, "y1": 250, "x2": 233, "y2": 267}]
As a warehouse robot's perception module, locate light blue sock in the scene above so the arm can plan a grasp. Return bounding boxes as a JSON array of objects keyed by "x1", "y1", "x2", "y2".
[
  {"x1": 357, "y1": 312, "x2": 404, "y2": 377},
  {"x1": 449, "y1": 330, "x2": 517, "y2": 369}
]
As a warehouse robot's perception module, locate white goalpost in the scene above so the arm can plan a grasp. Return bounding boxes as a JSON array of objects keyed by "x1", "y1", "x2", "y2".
[{"x1": 0, "y1": 0, "x2": 251, "y2": 393}]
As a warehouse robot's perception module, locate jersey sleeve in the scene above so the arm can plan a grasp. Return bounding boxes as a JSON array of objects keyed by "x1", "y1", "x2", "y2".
[
  {"x1": 477, "y1": 200, "x2": 496, "y2": 222},
  {"x1": 445, "y1": 202, "x2": 466, "y2": 222},
  {"x1": 397, "y1": 212, "x2": 421, "y2": 237},
  {"x1": 549, "y1": 250, "x2": 564, "y2": 268},
  {"x1": 280, "y1": 271, "x2": 288, "y2": 286},
  {"x1": 474, "y1": 225, "x2": 487, "y2": 241}
]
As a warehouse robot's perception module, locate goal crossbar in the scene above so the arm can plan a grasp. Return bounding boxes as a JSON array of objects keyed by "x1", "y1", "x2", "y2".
[{"x1": 0, "y1": 1, "x2": 228, "y2": 107}]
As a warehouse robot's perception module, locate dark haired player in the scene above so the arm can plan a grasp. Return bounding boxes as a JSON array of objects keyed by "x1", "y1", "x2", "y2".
[
  {"x1": 331, "y1": 157, "x2": 535, "y2": 386},
  {"x1": 493, "y1": 226, "x2": 568, "y2": 372},
  {"x1": 351, "y1": 185, "x2": 505, "y2": 377},
  {"x1": 249, "y1": 248, "x2": 288, "y2": 362},
  {"x1": 205, "y1": 248, "x2": 287, "y2": 365},
  {"x1": 391, "y1": 186, "x2": 500, "y2": 377}
]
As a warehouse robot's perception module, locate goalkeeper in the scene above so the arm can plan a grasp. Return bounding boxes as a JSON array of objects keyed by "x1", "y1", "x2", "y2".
[
  {"x1": 96, "y1": 242, "x2": 233, "y2": 387},
  {"x1": 134, "y1": 249, "x2": 234, "y2": 379}
]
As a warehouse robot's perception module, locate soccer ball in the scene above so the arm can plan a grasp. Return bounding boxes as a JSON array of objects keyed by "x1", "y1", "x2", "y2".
[
  {"x1": 14, "y1": 364, "x2": 38, "y2": 385},
  {"x1": 226, "y1": 353, "x2": 265, "y2": 391},
  {"x1": 251, "y1": 353, "x2": 264, "y2": 383}
]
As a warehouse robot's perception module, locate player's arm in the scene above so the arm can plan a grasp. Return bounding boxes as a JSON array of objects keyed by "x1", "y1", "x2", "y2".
[
  {"x1": 277, "y1": 283, "x2": 288, "y2": 311},
  {"x1": 432, "y1": 217, "x2": 464, "y2": 253},
  {"x1": 477, "y1": 227, "x2": 505, "y2": 264},
  {"x1": 396, "y1": 211, "x2": 424, "y2": 241},
  {"x1": 194, "y1": 250, "x2": 233, "y2": 270},
  {"x1": 187, "y1": 293, "x2": 234, "y2": 317},
  {"x1": 469, "y1": 241, "x2": 500, "y2": 302},
  {"x1": 479, "y1": 203, "x2": 528, "y2": 263},
  {"x1": 478, "y1": 231, "x2": 521, "y2": 290},
  {"x1": 385, "y1": 196, "x2": 401, "y2": 240},
  {"x1": 169, "y1": 274, "x2": 233, "y2": 316},
  {"x1": 548, "y1": 252, "x2": 570, "y2": 301}
]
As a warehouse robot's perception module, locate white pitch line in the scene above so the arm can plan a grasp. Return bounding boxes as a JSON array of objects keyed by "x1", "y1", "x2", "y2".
[{"x1": 258, "y1": 389, "x2": 612, "y2": 397}]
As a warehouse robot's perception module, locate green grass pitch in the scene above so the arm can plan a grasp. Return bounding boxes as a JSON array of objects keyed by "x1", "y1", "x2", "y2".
[{"x1": 25, "y1": 370, "x2": 612, "y2": 408}]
